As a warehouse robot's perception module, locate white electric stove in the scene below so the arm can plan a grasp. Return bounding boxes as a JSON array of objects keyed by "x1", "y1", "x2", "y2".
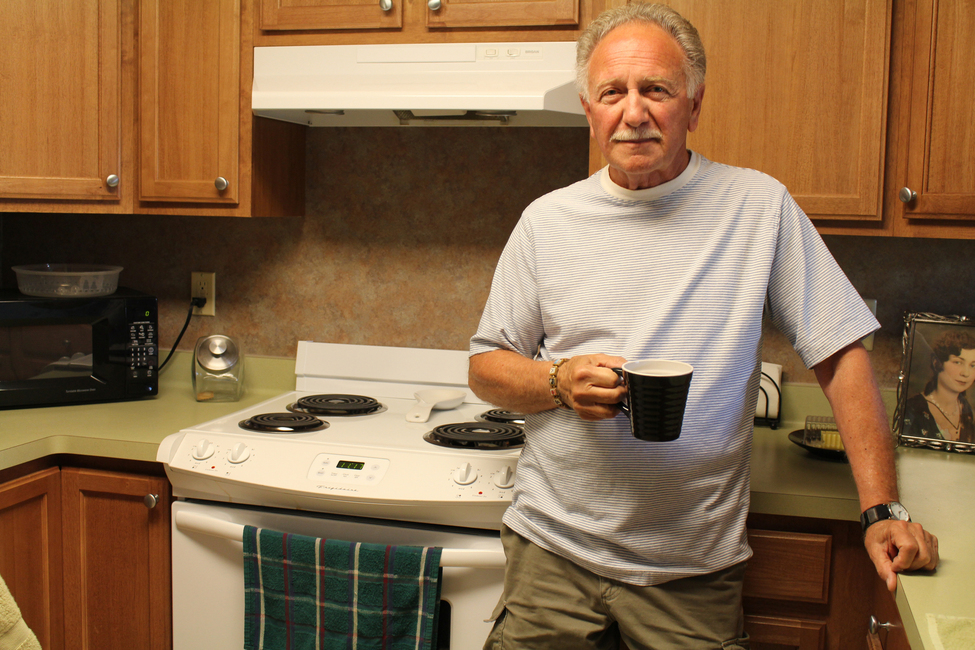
[{"x1": 158, "y1": 341, "x2": 522, "y2": 650}]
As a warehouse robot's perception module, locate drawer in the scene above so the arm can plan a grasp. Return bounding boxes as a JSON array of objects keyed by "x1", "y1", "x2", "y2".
[
  {"x1": 745, "y1": 614, "x2": 826, "y2": 650},
  {"x1": 743, "y1": 530, "x2": 831, "y2": 603}
]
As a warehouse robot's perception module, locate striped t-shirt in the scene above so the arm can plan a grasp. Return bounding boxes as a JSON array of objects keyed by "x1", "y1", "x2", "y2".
[{"x1": 470, "y1": 152, "x2": 879, "y2": 586}]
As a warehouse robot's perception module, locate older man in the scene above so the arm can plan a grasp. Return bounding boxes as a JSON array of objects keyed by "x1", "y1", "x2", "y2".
[{"x1": 469, "y1": 3, "x2": 938, "y2": 649}]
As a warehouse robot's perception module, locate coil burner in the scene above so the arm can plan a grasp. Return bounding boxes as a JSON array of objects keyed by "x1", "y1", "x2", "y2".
[
  {"x1": 424, "y1": 422, "x2": 525, "y2": 450},
  {"x1": 239, "y1": 413, "x2": 329, "y2": 434},
  {"x1": 476, "y1": 409, "x2": 526, "y2": 426},
  {"x1": 287, "y1": 394, "x2": 385, "y2": 416}
]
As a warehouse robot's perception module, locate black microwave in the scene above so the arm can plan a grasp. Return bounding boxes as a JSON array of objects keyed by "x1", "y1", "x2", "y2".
[{"x1": 0, "y1": 288, "x2": 158, "y2": 409}]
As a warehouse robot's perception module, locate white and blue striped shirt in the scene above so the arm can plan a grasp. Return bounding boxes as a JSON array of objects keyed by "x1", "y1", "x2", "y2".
[{"x1": 470, "y1": 152, "x2": 879, "y2": 586}]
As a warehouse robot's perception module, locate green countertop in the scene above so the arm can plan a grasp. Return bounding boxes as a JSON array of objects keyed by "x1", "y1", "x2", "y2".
[
  {"x1": 1, "y1": 356, "x2": 971, "y2": 649},
  {"x1": 758, "y1": 385, "x2": 975, "y2": 650},
  {"x1": 0, "y1": 351, "x2": 296, "y2": 471}
]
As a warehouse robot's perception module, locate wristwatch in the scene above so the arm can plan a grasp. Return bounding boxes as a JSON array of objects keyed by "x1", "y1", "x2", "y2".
[{"x1": 860, "y1": 501, "x2": 911, "y2": 536}]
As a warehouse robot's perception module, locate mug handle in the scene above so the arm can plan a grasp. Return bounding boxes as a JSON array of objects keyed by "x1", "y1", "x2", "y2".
[{"x1": 611, "y1": 368, "x2": 630, "y2": 417}]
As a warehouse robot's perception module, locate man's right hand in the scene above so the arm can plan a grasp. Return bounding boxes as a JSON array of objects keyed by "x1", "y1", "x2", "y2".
[{"x1": 557, "y1": 353, "x2": 628, "y2": 420}]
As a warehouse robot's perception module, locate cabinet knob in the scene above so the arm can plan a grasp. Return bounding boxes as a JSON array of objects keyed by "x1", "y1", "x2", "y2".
[
  {"x1": 144, "y1": 494, "x2": 159, "y2": 509},
  {"x1": 898, "y1": 187, "x2": 917, "y2": 204},
  {"x1": 379, "y1": 0, "x2": 392, "y2": 11},
  {"x1": 428, "y1": 0, "x2": 441, "y2": 10},
  {"x1": 106, "y1": 174, "x2": 120, "y2": 188},
  {"x1": 215, "y1": 176, "x2": 229, "y2": 191},
  {"x1": 868, "y1": 615, "x2": 892, "y2": 635}
]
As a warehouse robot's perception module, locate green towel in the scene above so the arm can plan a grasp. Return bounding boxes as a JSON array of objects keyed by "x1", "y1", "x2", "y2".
[
  {"x1": 0, "y1": 573, "x2": 41, "y2": 650},
  {"x1": 927, "y1": 613, "x2": 975, "y2": 650},
  {"x1": 243, "y1": 525, "x2": 442, "y2": 650}
]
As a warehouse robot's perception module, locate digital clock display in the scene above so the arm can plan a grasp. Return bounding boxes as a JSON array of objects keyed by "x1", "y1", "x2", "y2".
[{"x1": 336, "y1": 460, "x2": 365, "y2": 471}]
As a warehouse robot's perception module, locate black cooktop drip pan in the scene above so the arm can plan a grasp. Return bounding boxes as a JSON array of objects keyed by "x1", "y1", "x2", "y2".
[
  {"x1": 476, "y1": 409, "x2": 526, "y2": 426},
  {"x1": 239, "y1": 412, "x2": 329, "y2": 434},
  {"x1": 287, "y1": 394, "x2": 385, "y2": 417},
  {"x1": 424, "y1": 422, "x2": 525, "y2": 450}
]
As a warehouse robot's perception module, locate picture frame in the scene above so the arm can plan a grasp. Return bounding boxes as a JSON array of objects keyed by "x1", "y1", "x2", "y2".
[{"x1": 894, "y1": 313, "x2": 975, "y2": 454}]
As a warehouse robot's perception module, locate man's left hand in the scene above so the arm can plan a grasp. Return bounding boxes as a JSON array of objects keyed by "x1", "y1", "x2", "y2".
[{"x1": 864, "y1": 519, "x2": 939, "y2": 592}]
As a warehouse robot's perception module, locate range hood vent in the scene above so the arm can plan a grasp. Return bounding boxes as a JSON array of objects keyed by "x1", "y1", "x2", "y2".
[{"x1": 252, "y1": 42, "x2": 589, "y2": 127}]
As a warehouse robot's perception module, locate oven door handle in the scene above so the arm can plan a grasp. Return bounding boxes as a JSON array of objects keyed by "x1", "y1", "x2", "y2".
[{"x1": 175, "y1": 510, "x2": 507, "y2": 568}]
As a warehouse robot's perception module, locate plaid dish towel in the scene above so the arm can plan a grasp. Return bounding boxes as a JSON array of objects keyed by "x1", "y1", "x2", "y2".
[{"x1": 243, "y1": 525, "x2": 443, "y2": 650}]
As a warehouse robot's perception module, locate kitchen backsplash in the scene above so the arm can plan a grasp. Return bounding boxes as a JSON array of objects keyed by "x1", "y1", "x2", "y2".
[{"x1": 2, "y1": 128, "x2": 973, "y2": 389}]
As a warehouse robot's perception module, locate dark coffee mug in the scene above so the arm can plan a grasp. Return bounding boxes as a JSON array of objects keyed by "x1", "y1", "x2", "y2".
[{"x1": 612, "y1": 359, "x2": 693, "y2": 442}]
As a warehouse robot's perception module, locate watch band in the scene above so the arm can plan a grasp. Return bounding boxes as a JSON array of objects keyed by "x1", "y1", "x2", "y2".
[{"x1": 860, "y1": 501, "x2": 911, "y2": 536}]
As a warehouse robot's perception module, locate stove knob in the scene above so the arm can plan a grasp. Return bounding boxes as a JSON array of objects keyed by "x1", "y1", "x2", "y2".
[
  {"x1": 228, "y1": 442, "x2": 251, "y2": 464},
  {"x1": 453, "y1": 462, "x2": 478, "y2": 485},
  {"x1": 493, "y1": 465, "x2": 515, "y2": 489},
  {"x1": 191, "y1": 439, "x2": 215, "y2": 461}
]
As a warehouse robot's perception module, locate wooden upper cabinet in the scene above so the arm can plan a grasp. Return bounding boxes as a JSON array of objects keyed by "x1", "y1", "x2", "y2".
[
  {"x1": 140, "y1": 0, "x2": 240, "y2": 203},
  {"x1": 0, "y1": 0, "x2": 123, "y2": 203},
  {"x1": 896, "y1": 0, "x2": 975, "y2": 226},
  {"x1": 673, "y1": 0, "x2": 891, "y2": 222},
  {"x1": 259, "y1": 0, "x2": 403, "y2": 31},
  {"x1": 258, "y1": 0, "x2": 577, "y2": 33},
  {"x1": 426, "y1": 0, "x2": 580, "y2": 29}
]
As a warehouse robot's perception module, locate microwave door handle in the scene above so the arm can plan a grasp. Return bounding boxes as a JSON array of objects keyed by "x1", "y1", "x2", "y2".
[{"x1": 175, "y1": 510, "x2": 506, "y2": 569}]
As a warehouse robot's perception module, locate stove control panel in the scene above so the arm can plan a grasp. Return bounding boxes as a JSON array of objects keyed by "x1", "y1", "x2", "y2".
[
  {"x1": 306, "y1": 454, "x2": 390, "y2": 486},
  {"x1": 446, "y1": 461, "x2": 517, "y2": 501},
  {"x1": 162, "y1": 431, "x2": 520, "y2": 517}
]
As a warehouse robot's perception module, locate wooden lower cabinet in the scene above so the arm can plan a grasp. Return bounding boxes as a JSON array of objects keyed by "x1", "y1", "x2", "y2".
[
  {"x1": 0, "y1": 465, "x2": 171, "y2": 650},
  {"x1": 0, "y1": 467, "x2": 63, "y2": 650},
  {"x1": 745, "y1": 615, "x2": 827, "y2": 650},
  {"x1": 743, "y1": 514, "x2": 891, "y2": 650},
  {"x1": 618, "y1": 514, "x2": 897, "y2": 650},
  {"x1": 62, "y1": 468, "x2": 172, "y2": 650},
  {"x1": 867, "y1": 574, "x2": 911, "y2": 650}
]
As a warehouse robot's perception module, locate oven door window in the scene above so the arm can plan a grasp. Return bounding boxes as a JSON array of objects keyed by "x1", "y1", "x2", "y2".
[{"x1": 0, "y1": 323, "x2": 93, "y2": 381}]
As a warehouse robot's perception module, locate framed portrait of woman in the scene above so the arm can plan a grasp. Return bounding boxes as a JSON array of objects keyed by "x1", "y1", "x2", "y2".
[{"x1": 894, "y1": 313, "x2": 975, "y2": 454}]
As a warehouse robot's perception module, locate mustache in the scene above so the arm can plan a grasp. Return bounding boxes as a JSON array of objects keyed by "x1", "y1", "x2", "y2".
[{"x1": 610, "y1": 127, "x2": 663, "y2": 142}]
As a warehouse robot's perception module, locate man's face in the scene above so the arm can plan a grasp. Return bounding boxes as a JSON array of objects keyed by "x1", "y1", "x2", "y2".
[{"x1": 581, "y1": 22, "x2": 704, "y2": 190}]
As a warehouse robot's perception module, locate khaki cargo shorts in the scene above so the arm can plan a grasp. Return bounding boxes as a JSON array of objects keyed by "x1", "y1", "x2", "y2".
[{"x1": 484, "y1": 525, "x2": 749, "y2": 650}]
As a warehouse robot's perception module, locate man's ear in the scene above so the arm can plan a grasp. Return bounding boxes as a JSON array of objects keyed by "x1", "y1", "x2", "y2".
[
  {"x1": 687, "y1": 84, "x2": 705, "y2": 133},
  {"x1": 580, "y1": 95, "x2": 596, "y2": 139}
]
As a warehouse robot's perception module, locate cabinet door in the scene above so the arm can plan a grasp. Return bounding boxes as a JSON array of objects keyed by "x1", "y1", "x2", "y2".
[
  {"x1": 868, "y1": 576, "x2": 912, "y2": 650},
  {"x1": 0, "y1": 468, "x2": 63, "y2": 650},
  {"x1": 61, "y1": 468, "x2": 171, "y2": 650},
  {"x1": 426, "y1": 0, "x2": 579, "y2": 29},
  {"x1": 140, "y1": 0, "x2": 240, "y2": 203},
  {"x1": 898, "y1": 0, "x2": 975, "y2": 221},
  {"x1": 0, "y1": 0, "x2": 122, "y2": 202},
  {"x1": 669, "y1": 0, "x2": 891, "y2": 221},
  {"x1": 259, "y1": 0, "x2": 403, "y2": 30}
]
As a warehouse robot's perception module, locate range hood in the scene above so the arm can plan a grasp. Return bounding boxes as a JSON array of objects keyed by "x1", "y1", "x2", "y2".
[{"x1": 252, "y1": 42, "x2": 589, "y2": 127}]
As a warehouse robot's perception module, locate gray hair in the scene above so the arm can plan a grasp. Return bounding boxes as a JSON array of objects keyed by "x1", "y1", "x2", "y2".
[{"x1": 576, "y1": 3, "x2": 706, "y2": 101}]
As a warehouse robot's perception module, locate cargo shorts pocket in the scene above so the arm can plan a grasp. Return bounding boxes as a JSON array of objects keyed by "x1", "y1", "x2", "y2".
[
  {"x1": 721, "y1": 633, "x2": 750, "y2": 649},
  {"x1": 486, "y1": 594, "x2": 506, "y2": 623},
  {"x1": 482, "y1": 595, "x2": 509, "y2": 649}
]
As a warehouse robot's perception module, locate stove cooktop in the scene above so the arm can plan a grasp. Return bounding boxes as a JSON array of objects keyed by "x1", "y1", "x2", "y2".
[{"x1": 158, "y1": 343, "x2": 525, "y2": 529}]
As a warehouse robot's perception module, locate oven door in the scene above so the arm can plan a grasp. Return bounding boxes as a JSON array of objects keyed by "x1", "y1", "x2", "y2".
[{"x1": 171, "y1": 499, "x2": 505, "y2": 650}]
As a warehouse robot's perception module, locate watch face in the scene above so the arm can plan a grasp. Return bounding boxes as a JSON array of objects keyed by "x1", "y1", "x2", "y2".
[{"x1": 889, "y1": 502, "x2": 911, "y2": 521}]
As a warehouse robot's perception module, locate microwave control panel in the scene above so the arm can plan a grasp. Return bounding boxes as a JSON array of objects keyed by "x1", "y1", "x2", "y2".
[{"x1": 126, "y1": 297, "x2": 158, "y2": 395}]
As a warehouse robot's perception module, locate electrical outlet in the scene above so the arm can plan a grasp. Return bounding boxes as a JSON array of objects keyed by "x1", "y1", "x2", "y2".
[{"x1": 192, "y1": 272, "x2": 215, "y2": 316}]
